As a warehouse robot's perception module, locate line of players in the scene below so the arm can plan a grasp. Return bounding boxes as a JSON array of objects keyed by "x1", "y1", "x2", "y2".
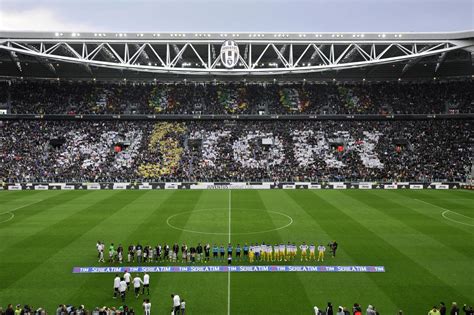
[{"x1": 97, "y1": 241, "x2": 338, "y2": 264}]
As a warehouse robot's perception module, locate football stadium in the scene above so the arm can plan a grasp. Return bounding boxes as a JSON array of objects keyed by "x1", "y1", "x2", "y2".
[{"x1": 0, "y1": 4, "x2": 473, "y2": 315}]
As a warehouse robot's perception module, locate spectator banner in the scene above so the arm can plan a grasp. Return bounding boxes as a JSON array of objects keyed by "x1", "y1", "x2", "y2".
[
  {"x1": 410, "y1": 184, "x2": 424, "y2": 189},
  {"x1": 73, "y1": 265, "x2": 385, "y2": 273}
]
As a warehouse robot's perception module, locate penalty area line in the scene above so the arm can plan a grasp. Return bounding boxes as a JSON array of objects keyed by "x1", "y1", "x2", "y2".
[{"x1": 414, "y1": 198, "x2": 474, "y2": 227}]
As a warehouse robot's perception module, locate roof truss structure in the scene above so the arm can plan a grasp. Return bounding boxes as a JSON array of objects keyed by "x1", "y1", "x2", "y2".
[{"x1": 0, "y1": 32, "x2": 472, "y2": 76}]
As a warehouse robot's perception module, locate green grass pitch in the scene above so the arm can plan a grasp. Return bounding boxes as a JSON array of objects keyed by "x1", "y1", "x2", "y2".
[{"x1": 0, "y1": 190, "x2": 473, "y2": 314}]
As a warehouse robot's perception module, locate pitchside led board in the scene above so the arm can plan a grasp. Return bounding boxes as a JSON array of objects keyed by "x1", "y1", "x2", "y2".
[{"x1": 220, "y1": 40, "x2": 240, "y2": 69}]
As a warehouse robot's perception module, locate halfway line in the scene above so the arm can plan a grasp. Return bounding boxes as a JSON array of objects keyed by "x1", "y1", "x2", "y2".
[{"x1": 227, "y1": 189, "x2": 231, "y2": 315}]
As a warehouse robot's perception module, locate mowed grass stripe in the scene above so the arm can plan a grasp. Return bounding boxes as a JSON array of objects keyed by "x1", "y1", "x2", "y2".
[
  {"x1": 173, "y1": 190, "x2": 228, "y2": 315},
  {"x1": 315, "y1": 191, "x2": 472, "y2": 313},
  {"x1": 64, "y1": 191, "x2": 181, "y2": 311},
  {"x1": 230, "y1": 190, "x2": 314, "y2": 315},
  {"x1": 409, "y1": 190, "x2": 474, "y2": 220},
  {"x1": 347, "y1": 191, "x2": 473, "y2": 298},
  {"x1": 357, "y1": 191, "x2": 473, "y2": 259},
  {"x1": 0, "y1": 191, "x2": 147, "y2": 293},
  {"x1": 0, "y1": 190, "x2": 44, "y2": 203},
  {"x1": 0, "y1": 191, "x2": 92, "y2": 252},
  {"x1": 281, "y1": 190, "x2": 399, "y2": 312}
]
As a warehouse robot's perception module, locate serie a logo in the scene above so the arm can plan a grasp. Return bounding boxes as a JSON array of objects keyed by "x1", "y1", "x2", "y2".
[{"x1": 220, "y1": 40, "x2": 239, "y2": 69}]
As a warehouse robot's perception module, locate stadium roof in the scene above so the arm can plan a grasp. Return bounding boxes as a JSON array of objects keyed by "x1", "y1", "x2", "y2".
[{"x1": 0, "y1": 31, "x2": 473, "y2": 82}]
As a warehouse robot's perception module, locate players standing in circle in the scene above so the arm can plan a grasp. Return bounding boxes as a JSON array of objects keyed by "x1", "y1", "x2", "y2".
[
  {"x1": 113, "y1": 274, "x2": 120, "y2": 299},
  {"x1": 317, "y1": 244, "x2": 326, "y2": 262},
  {"x1": 142, "y1": 299, "x2": 151, "y2": 315},
  {"x1": 328, "y1": 241, "x2": 338, "y2": 258},
  {"x1": 133, "y1": 274, "x2": 143, "y2": 298},
  {"x1": 300, "y1": 242, "x2": 308, "y2": 261},
  {"x1": 309, "y1": 244, "x2": 316, "y2": 261},
  {"x1": 124, "y1": 270, "x2": 131, "y2": 291},
  {"x1": 142, "y1": 272, "x2": 150, "y2": 296}
]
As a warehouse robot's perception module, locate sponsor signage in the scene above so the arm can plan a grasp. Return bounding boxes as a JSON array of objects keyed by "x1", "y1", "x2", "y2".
[
  {"x1": 332, "y1": 183, "x2": 347, "y2": 189},
  {"x1": 34, "y1": 185, "x2": 49, "y2": 190},
  {"x1": 73, "y1": 265, "x2": 385, "y2": 274},
  {"x1": 87, "y1": 183, "x2": 101, "y2": 190},
  {"x1": 384, "y1": 184, "x2": 397, "y2": 189},
  {"x1": 8, "y1": 185, "x2": 22, "y2": 191},
  {"x1": 113, "y1": 183, "x2": 129, "y2": 190},
  {"x1": 435, "y1": 184, "x2": 449, "y2": 190},
  {"x1": 409, "y1": 184, "x2": 424, "y2": 189},
  {"x1": 358, "y1": 184, "x2": 372, "y2": 189}
]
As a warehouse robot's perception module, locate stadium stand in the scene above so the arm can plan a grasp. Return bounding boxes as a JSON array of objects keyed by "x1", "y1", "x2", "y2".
[
  {"x1": 0, "y1": 119, "x2": 471, "y2": 183},
  {"x1": 2, "y1": 80, "x2": 472, "y2": 115}
]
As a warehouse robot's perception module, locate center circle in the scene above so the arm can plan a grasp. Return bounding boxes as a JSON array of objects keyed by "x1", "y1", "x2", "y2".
[
  {"x1": 166, "y1": 208, "x2": 293, "y2": 235},
  {"x1": 0, "y1": 212, "x2": 15, "y2": 224}
]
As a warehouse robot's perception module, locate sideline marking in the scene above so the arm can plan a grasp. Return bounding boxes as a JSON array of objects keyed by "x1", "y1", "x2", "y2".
[
  {"x1": 228, "y1": 190, "x2": 231, "y2": 315},
  {"x1": 72, "y1": 265, "x2": 386, "y2": 273},
  {"x1": 415, "y1": 199, "x2": 474, "y2": 227},
  {"x1": 0, "y1": 201, "x2": 44, "y2": 224},
  {"x1": 166, "y1": 208, "x2": 293, "y2": 235}
]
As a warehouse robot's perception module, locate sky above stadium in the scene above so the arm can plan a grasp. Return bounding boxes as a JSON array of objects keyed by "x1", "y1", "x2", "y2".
[{"x1": 0, "y1": 0, "x2": 473, "y2": 33}]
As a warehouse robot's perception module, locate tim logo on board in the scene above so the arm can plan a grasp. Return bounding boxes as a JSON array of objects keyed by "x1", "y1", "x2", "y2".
[{"x1": 220, "y1": 40, "x2": 239, "y2": 68}]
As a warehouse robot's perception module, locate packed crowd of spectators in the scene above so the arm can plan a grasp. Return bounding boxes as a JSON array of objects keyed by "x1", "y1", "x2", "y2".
[
  {"x1": 2, "y1": 80, "x2": 472, "y2": 115},
  {"x1": 0, "y1": 119, "x2": 470, "y2": 183}
]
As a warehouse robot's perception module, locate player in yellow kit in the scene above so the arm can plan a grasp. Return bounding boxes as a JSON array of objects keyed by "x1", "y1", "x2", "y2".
[
  {"x1": 317, "y1": 244, "x2": 326, "y2": 262},
  {"x1": 273, "y1": 244, "x2": 279, "y2": 261},
  {"x1": 299, "y1": 242, "x2": 308, "y2": 261},
  {"x1": 285, "y1": 242, "x2": 291, "y2": 261},
  {"x1": 309, "y1": 244, "x2": 316, "y2": 261},
  {"x1": 266, "y1": 244, "x2": 273, "y2": 262},
  {"x1": 249, "y1": 246, "x2": 255, "y2": 263}
]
